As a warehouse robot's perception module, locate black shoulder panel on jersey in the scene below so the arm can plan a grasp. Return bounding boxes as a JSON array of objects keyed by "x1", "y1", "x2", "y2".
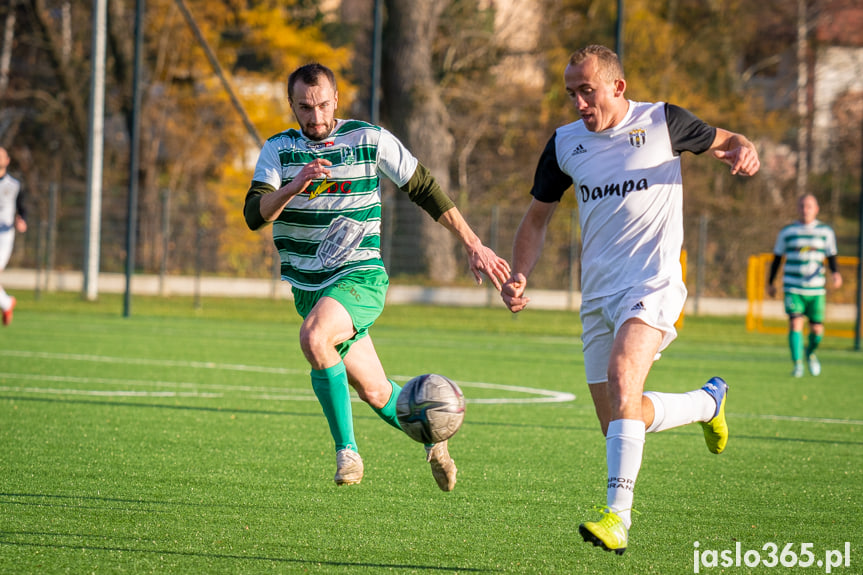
[
  {"x1": 530, "y1": 132, "x2": 572, "y2": 203},
  {"x1": 665, "y1": 103, "x2": 717, "y2": 156},
  {"x1": 14, "y1": 178, "x2": 26, "y2": 220}
]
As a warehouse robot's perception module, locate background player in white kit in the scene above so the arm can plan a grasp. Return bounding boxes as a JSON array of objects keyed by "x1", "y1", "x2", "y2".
[
  {"x1": 501, "y1": 45, "x2": 761, "y2": 554},
  {"x1": 0, "y1": 146, "x2": 27, "y2": 326}
]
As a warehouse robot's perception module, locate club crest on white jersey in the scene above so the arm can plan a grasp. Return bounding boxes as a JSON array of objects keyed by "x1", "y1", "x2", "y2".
[{"x1": 628, "y1": 128, "x2": 646, "y2": 148}]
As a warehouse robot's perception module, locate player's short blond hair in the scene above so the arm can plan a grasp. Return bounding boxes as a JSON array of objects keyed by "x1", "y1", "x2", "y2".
[{"x1": 568, "y1": 45, "x2": 624, "y2": 83}]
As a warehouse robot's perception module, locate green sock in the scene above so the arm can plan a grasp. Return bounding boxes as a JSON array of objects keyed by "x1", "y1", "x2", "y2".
[
  {"x1": 372, "y1": 379, "x2": 403, "y2": 430},
  {"x1": 311, "y1": 361, "x2": 357, "y2": 452},
  {"x1": 806, "y1": 332, "x2": 823, "y2": 357},
  {"x1": 789, "y1": 331, "x2": 804, "y2": 363}
]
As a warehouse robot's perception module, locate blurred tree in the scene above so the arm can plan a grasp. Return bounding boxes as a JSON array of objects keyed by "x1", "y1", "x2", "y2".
[
  {"x1": 382, "y1": 0, "x2": 457, "y2": 281},
  {"x1": 5, "y1": 0, "x2": 352, "y2": 279},
  {"x1": 3, "y1": 0, "x2": 857, "y2": 300},
  {"x1": 134, "y1": 0, "x2": 353, "y2": 278}
]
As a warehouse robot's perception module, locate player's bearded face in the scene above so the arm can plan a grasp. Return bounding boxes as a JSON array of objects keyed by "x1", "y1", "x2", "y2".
[{"x1": 290, "y1": 80, "x2": 338, "y2": 141}]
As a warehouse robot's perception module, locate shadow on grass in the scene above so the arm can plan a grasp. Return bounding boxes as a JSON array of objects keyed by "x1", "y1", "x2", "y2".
[
  {"x1": 4, "y1": 394, "x2": 861, "y2": 448},
  {"x1": 0, "y1": 531, "x2": 492, "y2": 572},
  {"x1": 0, "y1": 394, "x2": 320, "y2": 419},
  {"x1": 0, "y1": 492, "x2": 283, "y2": 513}
]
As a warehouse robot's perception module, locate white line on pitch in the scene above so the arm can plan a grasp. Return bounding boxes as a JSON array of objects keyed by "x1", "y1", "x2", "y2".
[
  {"x1": 0, "y1": 369, "x2": 574, "y2": 404},
  {"x1": 733, "y1": 412, "x2": 863, "y2": 426},
  {"x1": 0, "y1": 350, "x2": 306, "y2": 375},
  {"x1": 1, "y1": 369, "x2": 860, "y2": 421},
  {"x1": 0, "y1": 385, "x2": 220, "y2": 398},
  {"x1": 0, "y1": 372, "x2": 316, "y2": 395},
  {"x1": 0, "y1": 351, "x2": 577, "y2": 404},
  {"x1": 388, "y1": 375, "x2": 575, "y2": 403}
]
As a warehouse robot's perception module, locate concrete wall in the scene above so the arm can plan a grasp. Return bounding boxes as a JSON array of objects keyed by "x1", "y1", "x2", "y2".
[{"x1": 5, "y1": 267, "x2": 857, "y2": 321}]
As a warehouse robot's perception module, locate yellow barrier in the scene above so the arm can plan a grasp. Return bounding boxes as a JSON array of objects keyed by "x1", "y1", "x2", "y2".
[
  {"x1": 676, "y1": 249, "x2": 687, "y2": 330},
  {"x1": 746, "y1": 253, "x2": 858, "y2": 338}
]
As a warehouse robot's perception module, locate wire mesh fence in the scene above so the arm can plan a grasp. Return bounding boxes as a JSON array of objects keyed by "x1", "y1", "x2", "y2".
[{"x1": 9, "y1": 183, "x2": 826, "y2": 309}]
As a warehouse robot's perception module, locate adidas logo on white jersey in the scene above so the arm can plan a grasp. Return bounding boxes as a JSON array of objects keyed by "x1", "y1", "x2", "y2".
[
  {"x1": 630, "y1": 301, "x2": 645, "y2": 311},
  {"x1": 572, "y1": 144, "x2": 587, "y2": 156}
]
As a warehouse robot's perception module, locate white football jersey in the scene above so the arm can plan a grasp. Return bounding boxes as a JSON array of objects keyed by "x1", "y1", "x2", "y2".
[
  {"x1": 0, "y1": 173, "x2": 22, "y2": 232},
  {"x1": 531, "y1": 101, "x2": 716, "y2": 300}
]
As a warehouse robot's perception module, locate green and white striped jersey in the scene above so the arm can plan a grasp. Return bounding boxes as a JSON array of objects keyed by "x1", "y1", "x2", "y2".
[
  {"x1": 772, "y1": 220, "x2": 838, "y2": 295},
  {"x1": 252, "y1": 119, "x2": 418, "y2": 291}
]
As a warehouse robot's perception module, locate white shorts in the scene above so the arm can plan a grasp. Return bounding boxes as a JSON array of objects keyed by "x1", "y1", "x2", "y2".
[
  {"x1": 580, "y1": 276, "x2": 687, "y2": 384},
  {"x1": 0, "y1": 230, "x2": 14, "y2": 270}
]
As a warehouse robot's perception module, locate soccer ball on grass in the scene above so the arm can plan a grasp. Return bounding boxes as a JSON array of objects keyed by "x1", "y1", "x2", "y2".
[{"x1": 396, "y1": 374, "x2": 465, "y2": 444}]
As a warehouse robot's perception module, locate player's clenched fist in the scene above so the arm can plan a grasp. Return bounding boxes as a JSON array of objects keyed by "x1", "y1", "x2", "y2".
[{"x1": 501, "y1": 273, "x2": 530, "y2": 313}]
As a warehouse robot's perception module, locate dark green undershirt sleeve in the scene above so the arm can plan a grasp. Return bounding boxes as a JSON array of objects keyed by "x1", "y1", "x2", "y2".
[
  {"x1": 244, "y1": 181, "x2": 276, "y2": 231},
  {"x1": 827, "y1": 255, "x2": 838, "y2": 274},
  {"x1": 768, "y1": 254, "x2": 783, "y2": 286},
  {"x1": 400, "y1": 162, "x2": 455, "y2": 221}
]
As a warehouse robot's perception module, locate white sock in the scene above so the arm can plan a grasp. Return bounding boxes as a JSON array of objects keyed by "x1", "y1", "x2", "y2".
[
  {"x1": 644, "y1": 390, "x2": 715, "y2": 433},
  {"x1": 0, "y1": 288, "x2": 10, "y2": 311},
  {"x1": 606, "y1": 418, "x2": 645, "y2": 529}
]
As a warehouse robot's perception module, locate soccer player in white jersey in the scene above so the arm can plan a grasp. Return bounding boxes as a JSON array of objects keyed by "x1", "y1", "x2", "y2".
[
  {"x1": 767, "y1": 193, "x2": 842, "y2": 377},
  {"x1": 0, "y1": 146, "x2": 27, "y2": 326},
  {"x1": 501, "y1": 45, "x2": 761, "y2": 554},
  {"x1": 244, "y1": 63, "x2": 510, "y2": 491}
]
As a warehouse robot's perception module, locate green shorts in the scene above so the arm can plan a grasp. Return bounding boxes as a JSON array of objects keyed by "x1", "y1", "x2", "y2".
[
  {"x1": 783, "y1": 292, "x2": 826, "y2": 323},
  {"x1": 292, "y1": 268, "x2": 389, "y2": 358}
]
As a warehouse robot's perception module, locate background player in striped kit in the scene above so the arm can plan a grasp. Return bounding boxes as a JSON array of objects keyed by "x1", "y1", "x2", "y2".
[
  {"x1": 767, "y1": 193, "x2": 842, "y2": 377},
  {"x1": 0, "y1": 146, "x2": 27, "y2": 326},
  {"x1": 244, "y1": 63, "x2": 510, "y2": 491},
  {"x1": 501, "y1": 45, "x2": 761, "y2": 554}
]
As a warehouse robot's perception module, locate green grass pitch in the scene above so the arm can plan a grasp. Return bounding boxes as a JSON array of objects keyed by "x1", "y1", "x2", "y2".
[{"x1": 1, "y1": 292, "x2": 861, "y2": 574}]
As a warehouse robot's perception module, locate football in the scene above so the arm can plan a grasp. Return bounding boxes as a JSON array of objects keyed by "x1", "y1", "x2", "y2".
[{"x1": 396, "y1": 373, "x2": 465, "y2": 444}]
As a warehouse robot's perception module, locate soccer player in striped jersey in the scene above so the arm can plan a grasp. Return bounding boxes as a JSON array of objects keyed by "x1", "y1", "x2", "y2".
[
  {"x1": 243, "y1": 63, "x2": 510, "y2": 491},
  {"x1": 501, "y1": 45, "x2": 760, "y2": 554},
  {"x1": 767, "y1": 193, "x2": 842, "y2": 377}
]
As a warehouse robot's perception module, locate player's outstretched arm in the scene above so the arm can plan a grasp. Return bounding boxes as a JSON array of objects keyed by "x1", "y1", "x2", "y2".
[
  {"x1": 502, "y1": 199, "x2": 558, "y2": 313},
  {"x1": 710, "y1": 128, "x2": 761, "y2": 176},
  {"x1": 395, "y1": 162, "x2": 508, "y2": 289},
  {"x1": 766, "y1": 254, "x2": 783, "y2": 298},
  {"x1": 437, "y1": 206, "x2": 511, "y2": 290}
]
